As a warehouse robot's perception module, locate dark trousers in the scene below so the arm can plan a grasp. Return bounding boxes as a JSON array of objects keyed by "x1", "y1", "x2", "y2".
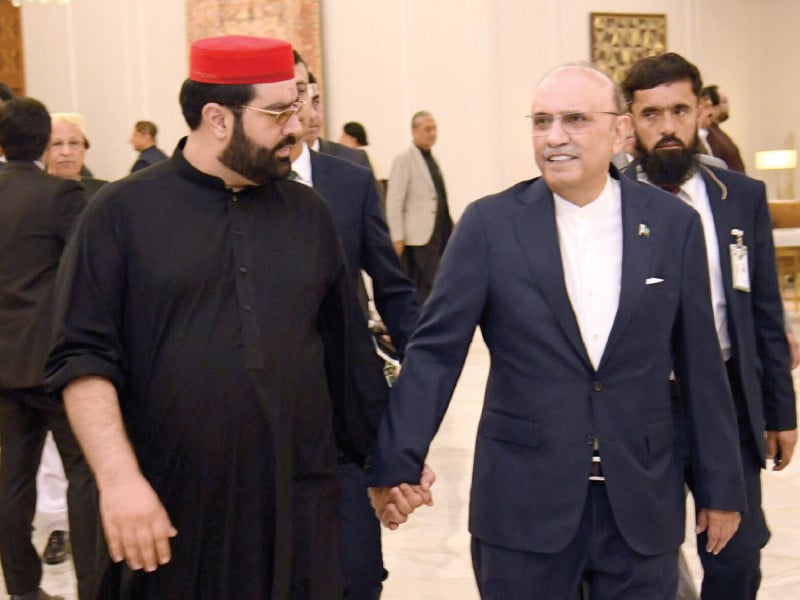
[
  {"x1": 676, "y1": 361, "x2": 769, "y2": 600},
  {"x1": 0, "y1": 387, "x2": 100, "y2": 599},
  {"x1": 338, "y1": 460, "x2": 384, "y2": 600},
  {"x1": 472, "y1": 482, "x2": 678, "y2": 600},
  {"x1": 403, "y1": 244, "x2": 441, "y2": 305}
]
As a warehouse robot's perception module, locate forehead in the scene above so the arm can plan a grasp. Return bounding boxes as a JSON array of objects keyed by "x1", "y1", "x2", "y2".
[
  {"x1": 532, "y1": 67, "x2": 613, "y2": 112},
  {"x1": 414, "y1": 116, "x2": 436, "y2": 129},
  {"x1": 294, "y1": 62, "x2": 308, "y2": 84},
  {"x1": 251, "y1": 79, "x2": 298, "y2": 104},
  {"x1": 630, "y1": 79, "x2": 696, "y2": 108},
  {"x1": 51, "y1": 120, "x2": 83, "y2": 138}
]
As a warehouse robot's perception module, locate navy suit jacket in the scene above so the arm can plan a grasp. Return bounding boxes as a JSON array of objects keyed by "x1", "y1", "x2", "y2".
[
  {"x1": 625, "y1": 163, "x2": 795, "y2": 460},
  {"x1": 318, "y1": 138, "x2": 372, "y2": 171},
  {"x1": 310, "y1": 150, "x2": 419, "y2": 354},
  {"x1": 369, "y1": 170, "x2": 746, "y2": 556}
]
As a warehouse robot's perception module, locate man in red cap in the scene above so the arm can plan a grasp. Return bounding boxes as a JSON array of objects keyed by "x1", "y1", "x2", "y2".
[{"x1": 46, "y1": 35, "x2": 389, "y2": 599}]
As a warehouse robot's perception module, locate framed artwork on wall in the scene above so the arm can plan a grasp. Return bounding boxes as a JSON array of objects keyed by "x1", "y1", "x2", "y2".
[
  {"x1": 186, "y1": 0, "x2": 324, "y2": 90},
  {"x1": 590, "y1": 12, "x2": 667, "y2": 83}
]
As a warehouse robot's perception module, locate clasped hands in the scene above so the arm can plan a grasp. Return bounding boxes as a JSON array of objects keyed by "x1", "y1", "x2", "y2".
[{"x1": 368, "y1": 463, "x2": 436, "y2": 530}]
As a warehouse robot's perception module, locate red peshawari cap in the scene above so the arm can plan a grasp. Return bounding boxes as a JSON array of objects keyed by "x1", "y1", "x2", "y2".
[{"x1": 189, "y1": 35, "x2": 294, "y2": 85}]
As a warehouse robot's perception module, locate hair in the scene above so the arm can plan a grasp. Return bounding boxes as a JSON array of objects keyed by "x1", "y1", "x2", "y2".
[
  {"x1": 293, "y1": 50, "x2": 305, "y2": 67},
  {"x1": 700, "y1": 85, "x2": 720, "y2": 106},
  {"x1": 343, "y1": 121, "x2": 368, "y2": 146},
  {"x1": 0, "y1": 82, "x2": 14, "y2": 103},
  {"x1": 51, "y1": 112, "x2": 90, "y2": 148},
  {"x1": 0, "y1": 97, "x2": 52, "y2": 160},
  {"x1": 179, "y1": 79, "x2": 254, "y2": 130},
  {"x1": 134, "y1": 120, "x2": 158, "y2": 138},
  {"x1": 308, "y1": 71, "x2": 318, "y2": 85},
  {"x1": 411, "y1": 110, "x2": 433, "y2": 129},
  {"x1": 620, "y1": 52, "x2": 703, "y2": 105}
]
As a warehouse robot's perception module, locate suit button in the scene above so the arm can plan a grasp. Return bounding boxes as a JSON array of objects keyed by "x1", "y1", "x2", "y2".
[
  {"x1": 593, "y1": 382, "x2": 602, "y2": 392},
  {"x1": 586, "y1": 435, "x2": 596, "y2": 446}
]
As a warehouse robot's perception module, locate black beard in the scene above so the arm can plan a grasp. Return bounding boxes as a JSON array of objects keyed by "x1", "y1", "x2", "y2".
[
  {"x1": 218, "y1": 115, "x2": 295, "y2": 184},
  {"x1": 636, "y1": 133, "x2": 699, "y2": 190}
]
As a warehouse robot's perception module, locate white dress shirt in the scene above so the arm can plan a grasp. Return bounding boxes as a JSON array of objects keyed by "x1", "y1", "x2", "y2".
[
  {"x1": 290, "y1": 142, "x2": 313, "y2": 187},
  {"x1": 555, "y1": 176, "x2": 623, "y2": 370},
  {"x1": 675, "y1": 172, "x2": 732, "y2": 360}
]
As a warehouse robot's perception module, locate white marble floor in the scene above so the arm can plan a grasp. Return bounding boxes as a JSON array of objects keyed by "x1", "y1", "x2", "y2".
[
  {"x1": 3, "y1": 331, "x2": 800, "y2": 599},
  {"x1": 380, "y1": 333, "x2": 800, "y2": 600}
]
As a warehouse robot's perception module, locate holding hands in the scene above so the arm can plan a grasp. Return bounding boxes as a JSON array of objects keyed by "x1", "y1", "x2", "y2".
[{"x1": 368, "y1": 463, "x2": 436, "y2": 530}]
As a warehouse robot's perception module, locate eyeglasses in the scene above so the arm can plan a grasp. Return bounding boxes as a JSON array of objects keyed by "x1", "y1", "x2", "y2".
[
  {"x1": 526, "y1": 111, "x2": 620, "y2": 136},
  {"x1": 239, "y1": 99, "x2": 306, "y2": 126},
  {"x1": 633, "y1": 105, "x2": 695, "y2": 126}
]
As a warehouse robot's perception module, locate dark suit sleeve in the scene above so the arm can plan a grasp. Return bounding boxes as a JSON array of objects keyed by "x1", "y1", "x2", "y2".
[
  {"x1": 318, "y1": 235, "x2": 390, "y2": 466},
  {"x1": 367, "y1": 201, "x2": 489, "y2": 486},
  {"x1": 673, "y1": 215, "x2": 747, "y2": 511},
  {"x1": 749, "y1": 180, "x2": 796, "y2": 430},
  {"x1": 54, "y1": 179, "x2": 87, "y2": 241},
  {"x1": 358, "y1": 173, "x2": 420, "y2": 356}
]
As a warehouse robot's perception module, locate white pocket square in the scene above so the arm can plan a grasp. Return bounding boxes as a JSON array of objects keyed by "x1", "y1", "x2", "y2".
[{"x1": 645, "y1": 277, "x2": 664, "y2": 285}]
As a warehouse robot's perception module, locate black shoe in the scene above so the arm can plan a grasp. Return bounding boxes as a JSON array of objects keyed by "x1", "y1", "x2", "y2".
[
  {"x1": 11, "y1": 589, "x2": 65, "y2": 600},
  {"x1": 42, "y1": 530, "x2": 69, "y2": 565}
]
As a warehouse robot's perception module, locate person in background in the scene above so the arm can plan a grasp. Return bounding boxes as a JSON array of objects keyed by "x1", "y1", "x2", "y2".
[
  {"x1": 0, "y1": 97, "x2": 97, "y2": 600},
  {"x1": 128, "y1": 120, "x2": 167, "y2": 173},
  {"x1": 0, "y1": 82, "x2": 15, "y2": 170},
  {"x1": 46, "y1": 113, "x2": 107, "y2": 198},
  {"x1": 703, "y1": 85, "x2": 746, "y2": 173},
  {"x1": 291, "y1": 53, "x2": 423, "y2": 599},
  {"x1": 385, "y1": 111, "x2": 453, "y2": 303},
  {"x1": 339, "y1": 120, "x2": 387, "y2": 184}
]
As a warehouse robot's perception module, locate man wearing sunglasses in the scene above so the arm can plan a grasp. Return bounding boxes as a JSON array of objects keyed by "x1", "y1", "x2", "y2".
[{"x1": 45, "y1": 35, "x2": 388, "y2": 600}]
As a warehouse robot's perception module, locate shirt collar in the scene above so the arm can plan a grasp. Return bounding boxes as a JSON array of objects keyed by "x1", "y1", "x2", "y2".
[
  {"x1": 291, "y1": 142, "x2": 313, "y2": 187},
  {"x1": 310, "y1": 138, "x2": 320, "y2": 152},
  {"x1": 553, "y1": 175, "x2": 620, "y2": 219}
]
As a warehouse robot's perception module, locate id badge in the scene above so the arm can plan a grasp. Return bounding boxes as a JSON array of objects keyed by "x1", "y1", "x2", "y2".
[{"x1": 729, "y1": 228, "x2": 750, "y2": 292}]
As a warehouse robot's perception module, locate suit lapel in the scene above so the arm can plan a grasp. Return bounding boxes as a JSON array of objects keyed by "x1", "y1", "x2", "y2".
[
  {"x1": 410, "y1": 146, "x2": 436, "y2": 194},
  {"x1": 700, "y1": 166, "x2": 735, "y2": 294},
  {"x1": 309, "y1": 151, "x2": 335, "y2": 204},
  {"x1": 512, "y1": 180, "x2": 592, "y2": 369},
  {"x1": 596, "y1": 175, "x2": 652, "y2": 371}
]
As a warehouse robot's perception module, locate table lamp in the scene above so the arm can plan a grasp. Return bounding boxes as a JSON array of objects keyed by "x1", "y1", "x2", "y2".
[{"x1": 756, "y1": 149, "x2": 797, "y2": 199}]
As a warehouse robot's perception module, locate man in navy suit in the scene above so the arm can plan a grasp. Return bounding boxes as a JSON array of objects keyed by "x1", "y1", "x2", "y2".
[
  {"x1": 367, "y1": 65, "x2": 748, "y2": 599},
  {"x1": 621, "y1": 52, "x2": 797, "y2": 600},
  {"x1": 290, "y1": 57, "x2": 421, "y2": 599}
]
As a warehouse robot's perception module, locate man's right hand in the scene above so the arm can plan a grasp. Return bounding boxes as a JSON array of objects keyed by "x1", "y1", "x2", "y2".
[
  {"x1": 392, "y1": 240, "x2": 405, "y2": 257},
  {"x1": 368, "y1": 463, "x2": 436, "y2": 529},
  {"x1": 696, "y1": 508, "x2": 741, "y2": 555},
  {"x1": 99, "y1": 473, "x2": 178, "y2": 572}
]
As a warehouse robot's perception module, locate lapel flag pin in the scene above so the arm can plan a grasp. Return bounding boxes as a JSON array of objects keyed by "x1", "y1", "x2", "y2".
[{"x1": 638, "y1": 224, "x2": 650, "y2": 237}]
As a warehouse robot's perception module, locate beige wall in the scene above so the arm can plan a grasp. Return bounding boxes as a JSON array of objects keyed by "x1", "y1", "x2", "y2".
[
  {"x1": 22, "y1": 0, "x2": 186, "y2": 181},
  {"x1": 20, "y1": 0, "x2": 800, "y2": 207}
]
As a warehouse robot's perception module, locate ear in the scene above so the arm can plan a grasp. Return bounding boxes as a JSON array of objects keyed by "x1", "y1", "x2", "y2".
[
  {"x1": 611, "y1": 113, "x2": 632, "y2": 154},
  {"x1": 201, "y1": 102, "x2": 234, "y2": 142}
]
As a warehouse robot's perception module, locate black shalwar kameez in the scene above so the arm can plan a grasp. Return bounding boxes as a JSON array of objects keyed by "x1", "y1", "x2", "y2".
[{"x1": 46, "y1": 140, "x2": 387, "y2": 599}]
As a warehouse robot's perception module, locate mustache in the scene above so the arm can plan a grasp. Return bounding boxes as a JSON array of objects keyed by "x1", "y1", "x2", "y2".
[
  {"x1": 275, "y1": 135, "x2": 297, "y2": 151},
  {"x1": 654, "y1": 135, "x2": 687, "y2": 150}
]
